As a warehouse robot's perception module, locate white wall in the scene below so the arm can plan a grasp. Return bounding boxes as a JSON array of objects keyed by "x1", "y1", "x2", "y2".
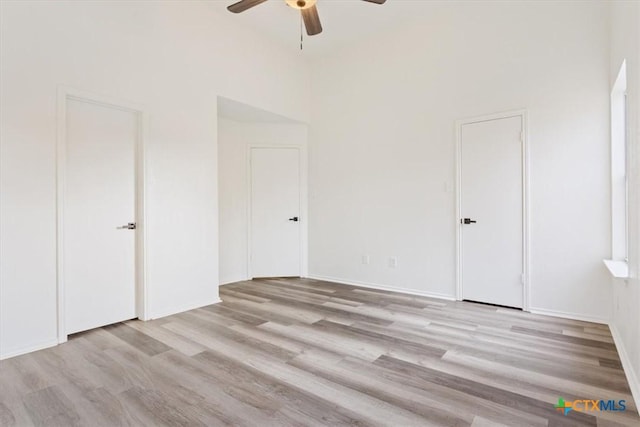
[
  {"x1": 308, "y1": 1, "x2": 612, "y2": 321},
  {"x1": 218, "y1": 117, "x2": 308, "y2": 285},
  {"x1": 0, "y1": 1, "x2": 310, "y2": 358},
  {"x1": 609, "y1": 0, "x2": 640, "y2": 408}
]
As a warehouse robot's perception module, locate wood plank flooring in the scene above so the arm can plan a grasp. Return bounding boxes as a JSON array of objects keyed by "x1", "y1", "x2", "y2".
[{"x1": 1, "y1": 278, "x2": 638, "y2": 426}]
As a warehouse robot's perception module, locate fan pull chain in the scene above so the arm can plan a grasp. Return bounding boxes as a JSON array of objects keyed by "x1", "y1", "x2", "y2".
[{"x1": 300, "y1": 13, "x2": 304, "y2": 51}]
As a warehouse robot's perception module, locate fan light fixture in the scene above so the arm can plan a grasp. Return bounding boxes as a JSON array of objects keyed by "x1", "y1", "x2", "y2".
[{"x1": 285, "y1": 0, "x2": 317, "y2": 11}]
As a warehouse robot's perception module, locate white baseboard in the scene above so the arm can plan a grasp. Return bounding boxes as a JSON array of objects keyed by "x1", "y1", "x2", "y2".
[
  {"x1": 609, "y1": 323, "x2": 640, "y2": 411},
  {"x1": 0, "y1": 339, "x2": 59, "y2": 361},
  {"x1": 219, "y1": 281, "x2": 243, "y2": 287},
  {"x1": 0, "y1": 298, "x2": 222, "y2": 360},
  {"x1": 528, "y1": 307, "x2": 609, "y2": 324},
  {"x1": 220, "y1": 276, "x2": 249, "y2": 286},
  {"x1": 150, "y1": 297, "x2": 222, "y2": 320},
  {"x1": 307, "y1": 274, "x2": 456, "y2": 301}
]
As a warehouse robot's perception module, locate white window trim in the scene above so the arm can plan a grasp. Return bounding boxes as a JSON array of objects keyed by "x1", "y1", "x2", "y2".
[{"x1": 605, "y1": 60, "x2": 629, "y2": 278}]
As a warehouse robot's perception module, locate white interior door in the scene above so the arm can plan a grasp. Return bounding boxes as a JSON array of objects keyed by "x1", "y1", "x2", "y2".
[
  {"x1": 64, "y1": 98, "x2": 138, "y2": 334},
  {"x1": 250, "y1": 147, "x2": 301, "y2": 278},
  {"x1": 460, "y1": 115, "x2": 523, "y2": 308}
]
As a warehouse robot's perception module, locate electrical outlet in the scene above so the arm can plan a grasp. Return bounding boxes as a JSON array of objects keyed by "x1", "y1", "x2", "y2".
[
  {"x1": 389, "y1": 257, "x2": 398, "y2": 268},
  {"x1": 362, "y1": 255, "x2": 370, "y2": 265}
]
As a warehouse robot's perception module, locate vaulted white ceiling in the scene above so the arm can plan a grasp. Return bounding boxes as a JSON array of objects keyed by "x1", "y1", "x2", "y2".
[{"x1": 211, "y1": 0, "x2": 435, "y2": 57}]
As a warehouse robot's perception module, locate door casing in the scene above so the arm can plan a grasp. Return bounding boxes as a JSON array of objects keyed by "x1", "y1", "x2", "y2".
[
  {"x1": 455, "y1": 109, "x2": 530, "y2": 310},
  {"x1": 56, "y1": 86, "x2": 148, "y2": 343},
  {"x1": 247, "y1": 145, "x2": 307, "y2": 279}
]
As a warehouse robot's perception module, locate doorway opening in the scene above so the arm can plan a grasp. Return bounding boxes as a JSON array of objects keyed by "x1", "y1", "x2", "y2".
[{"x1": 217, "y1": 97, "x2": 308, "y2": 285}]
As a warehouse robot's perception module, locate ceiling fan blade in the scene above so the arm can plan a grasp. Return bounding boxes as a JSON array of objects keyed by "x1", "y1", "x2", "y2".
[
  {"x1": 302, "y1": 5, "x2": 322, "y2": 36},
  {"x1": 361, "y1": 0, "x2": 387, "y2": 4},
  {"x1": 227, "y1": 0, "x2": 269, "y2": 14}
]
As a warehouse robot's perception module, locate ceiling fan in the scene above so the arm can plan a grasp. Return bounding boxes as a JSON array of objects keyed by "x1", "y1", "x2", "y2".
[{"x1": 227, "y1": 0, "x2": 387, "y2": 36}]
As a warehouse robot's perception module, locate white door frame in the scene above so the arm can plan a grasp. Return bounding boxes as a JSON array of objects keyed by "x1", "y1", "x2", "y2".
[
  {"x1": 246, "y1": 144, "x2": 308, "y2": 279},
  {"x1": 56, "y1": 85, "x2": 148, "y2": 343},
  {"x1": 455, "y1": 109, "x2": 530, "y2": 310}
]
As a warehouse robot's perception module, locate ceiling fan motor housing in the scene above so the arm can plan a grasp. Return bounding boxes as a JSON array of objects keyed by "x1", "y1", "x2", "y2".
[{"x1": 286, "y1": 0, "x2": 316, "y2": 10}]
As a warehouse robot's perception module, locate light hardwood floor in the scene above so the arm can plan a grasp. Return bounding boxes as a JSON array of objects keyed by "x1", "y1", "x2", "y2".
[{"x1": 0, "y1": 278, "x2": 638, "y2": 426}]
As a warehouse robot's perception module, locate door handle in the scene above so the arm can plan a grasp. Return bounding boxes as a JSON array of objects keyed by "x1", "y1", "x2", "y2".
[
  {"x1": 461, "y1": 218, "x2": 476, "y2": 225},
  {"x1": 288, "y1": 217, "x2": 299, "y2": 222},
  {"x1": 117, "y1": 223, "x2": 136, "y2": 230}
]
